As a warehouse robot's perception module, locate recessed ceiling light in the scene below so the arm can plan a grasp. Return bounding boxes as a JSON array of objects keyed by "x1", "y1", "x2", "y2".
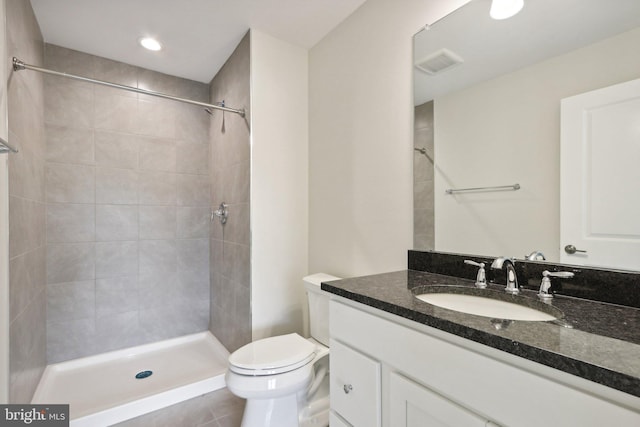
[
  {"x1": 490, "y1": 0, "x2": 524, "y2": 20},
  {"x1": 139, "y1": 37, "x2": 162, "y2": 51}
]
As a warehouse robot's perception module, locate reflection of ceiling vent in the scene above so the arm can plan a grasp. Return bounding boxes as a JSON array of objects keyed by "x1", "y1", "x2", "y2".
[{"x1": 415, "y1": 48, "x2": 464, "y2": 75}]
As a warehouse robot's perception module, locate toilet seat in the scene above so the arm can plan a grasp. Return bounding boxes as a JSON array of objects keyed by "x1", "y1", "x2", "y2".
[{"x1": 229, "y1": 333, "x2": 316, "y2": 376}]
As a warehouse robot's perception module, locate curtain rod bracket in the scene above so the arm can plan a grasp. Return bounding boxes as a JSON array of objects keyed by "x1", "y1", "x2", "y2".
[{"x1": 12, "y1": 57, "x2": 25, "y2": 71}]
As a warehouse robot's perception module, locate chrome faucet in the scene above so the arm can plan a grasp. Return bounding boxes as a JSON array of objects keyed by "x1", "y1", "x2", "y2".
[
  {"x1": 538, "y1": 270, "x2": 574, "y2": 301},
  {"x1": 491, "y1": 257, "x2": 519, "y2": 294},
  {"x1": 525, "y1": 250, "x2": 546, "y2": 261},
  {"x1": 464, "y1": 260, "x2": 487, "y2": 288}
]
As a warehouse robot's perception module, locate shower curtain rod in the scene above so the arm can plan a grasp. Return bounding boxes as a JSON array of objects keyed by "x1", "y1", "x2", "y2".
[{"x1": 12, "y1": 57, "x2": 245, "y2": 117}]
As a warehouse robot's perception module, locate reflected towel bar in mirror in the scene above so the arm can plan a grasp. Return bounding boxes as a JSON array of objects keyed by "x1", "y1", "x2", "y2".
[
  {"x1": 445, "y1": 183, "x2": 520, "y2": 194},
  {"x1": 0, "y1": 136, "x2": 18, "y2": 154}
]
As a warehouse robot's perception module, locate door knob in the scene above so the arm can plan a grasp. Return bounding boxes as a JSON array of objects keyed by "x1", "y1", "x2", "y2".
[{"x1": 564, "y1": 244, "x2": 587, "y2": 255}]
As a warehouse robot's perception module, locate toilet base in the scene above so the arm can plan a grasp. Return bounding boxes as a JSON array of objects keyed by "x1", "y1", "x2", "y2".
[{"x1": 241, "y1": 394, "x2": 300, "y2": 427}]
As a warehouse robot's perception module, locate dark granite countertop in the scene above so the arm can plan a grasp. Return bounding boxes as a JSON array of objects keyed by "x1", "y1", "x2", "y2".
[{"x1": 322, "y1": 270, "x2": 640, "y2": 398}]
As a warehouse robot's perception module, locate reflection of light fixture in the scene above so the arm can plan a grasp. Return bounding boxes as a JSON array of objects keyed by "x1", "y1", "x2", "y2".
[
  {"x1": 139, "y1": 37, "x2": 163, "y2": 51},
  {"x1": 490, "y1": 0, "x2": 524, "y2": 20}
]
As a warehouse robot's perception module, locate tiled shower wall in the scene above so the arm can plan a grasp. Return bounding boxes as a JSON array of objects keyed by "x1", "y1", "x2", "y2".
[
  {"x1": 43, "y1": 45, "x2": 212, "y2": 362},
  {"x1": 209, "y1": 32, "x2": 252, "y2": 353},
  {"x1": 414, "y1": 101, "x2": 435, "y2": 250},
  {"x1": 6, "y1": 0, "x2": 47, "y2": 403}
]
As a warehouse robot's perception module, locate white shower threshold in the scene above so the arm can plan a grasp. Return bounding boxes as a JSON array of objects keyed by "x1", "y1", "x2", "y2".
[{"x1": 32, "y1": 331, "x2": 229, "y2": 427}]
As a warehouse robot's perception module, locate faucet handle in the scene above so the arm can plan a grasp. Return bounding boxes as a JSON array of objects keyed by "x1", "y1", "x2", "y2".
[
  {"x1": 538, "y1": 270, "x2": 574, "y2": 300},
  {"x1": 544, "y1": 271, "x2": 574, "y2": 279},
  {"x1": 464, "y1": 260, "x2": 487, "y2": 289}
]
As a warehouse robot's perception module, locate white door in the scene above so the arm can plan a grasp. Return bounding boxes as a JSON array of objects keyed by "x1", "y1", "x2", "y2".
[{"x1": 560, "y1": 78, "x2": 640, "y2": 270}]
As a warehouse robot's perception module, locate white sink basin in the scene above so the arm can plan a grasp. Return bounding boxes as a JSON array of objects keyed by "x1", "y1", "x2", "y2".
[{"x1": 415, "y1": 292, "x2": 558, "y2": 321}]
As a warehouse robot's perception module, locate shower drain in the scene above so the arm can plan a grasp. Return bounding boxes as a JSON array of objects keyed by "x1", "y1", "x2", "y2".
[{"x1": 135, "y1": 370, "x2": 153, "y2": 379}]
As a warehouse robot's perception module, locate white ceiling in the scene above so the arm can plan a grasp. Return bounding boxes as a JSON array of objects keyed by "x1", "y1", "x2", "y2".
[{"x1": 30, "y1": 0, "x2": 367, "y2": 83}]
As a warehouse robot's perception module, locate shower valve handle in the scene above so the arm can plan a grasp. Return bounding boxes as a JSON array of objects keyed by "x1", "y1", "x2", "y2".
[{"x1": 212, "y1": 203, "x2": 228, "y2": 225}]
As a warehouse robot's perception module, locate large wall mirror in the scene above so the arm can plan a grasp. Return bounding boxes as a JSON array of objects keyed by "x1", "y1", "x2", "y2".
[{"x1": 413, "y1": 0, "x2": 640, "y2": 271}]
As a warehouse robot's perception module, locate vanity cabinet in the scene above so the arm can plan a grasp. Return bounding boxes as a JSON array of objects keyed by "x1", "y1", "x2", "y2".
[
  {"x1": 389, "y1": 371, "x2": 492, "y2": 427},
  {"x1": 329, "y1": 339, "x2": 381, "y2": 426},
  {"x1": 329, "y1": 298, "x2": 640, "y2": 427}
]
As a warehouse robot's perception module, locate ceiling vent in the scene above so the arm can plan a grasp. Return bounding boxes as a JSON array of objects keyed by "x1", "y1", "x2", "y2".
[{"x1": 415, "y1": 48, "x2": 464, "y2": 75}]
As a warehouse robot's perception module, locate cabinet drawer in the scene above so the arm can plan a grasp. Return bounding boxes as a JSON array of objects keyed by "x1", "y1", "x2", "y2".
[{"x1": 330, "y1": 339, "x2": 381, "y2": 427}]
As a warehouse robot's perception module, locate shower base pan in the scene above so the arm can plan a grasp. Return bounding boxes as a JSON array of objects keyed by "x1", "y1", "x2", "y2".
[{"x1": 32, "y1": 331, "x2": 229, "y2": 427}]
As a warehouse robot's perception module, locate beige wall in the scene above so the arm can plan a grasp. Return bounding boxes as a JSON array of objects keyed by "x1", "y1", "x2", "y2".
[
  {"x1": 308, "y1": 0, "x2": 469, "y2": 278},
  {"x1": 434, "y1": 27, "x2": 640, "y2": 261},
  {"x1": 250, "y1": 30, "x2": 309, "y2": 341},
  {"x1": 43, "y1": 45, "x2": 211, "y2": 362},
  {"x1": 6, "y1": 0, "x2": 47, "y2": 403},
  {"x1": 209, "y1": 32, "x2": 252, "y2": 353}
]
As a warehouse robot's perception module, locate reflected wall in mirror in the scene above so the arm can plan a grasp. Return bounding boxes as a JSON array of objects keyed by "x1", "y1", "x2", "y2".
[{"x1": 413, "y1": 0, "x2": 640, "y2": 271}]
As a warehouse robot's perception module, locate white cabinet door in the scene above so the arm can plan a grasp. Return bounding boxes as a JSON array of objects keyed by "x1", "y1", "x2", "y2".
[
  {"x1": 560, "y1": 78, "x2": 640, "y2": 270},
  {"x1": 329, "y1": 411, "x2": 352, "y2": 427},
  {"x1": 389, "y1": 372, "x2": 488, "y2": 427},
  {"x1": 330, "y1": 339, "x2": 381, "y2": 427}
]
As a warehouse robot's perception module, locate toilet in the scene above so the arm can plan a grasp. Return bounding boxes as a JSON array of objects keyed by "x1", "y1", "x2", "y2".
[{"x1": 225, "y1": 273, "x2": 340, "y2": 427}]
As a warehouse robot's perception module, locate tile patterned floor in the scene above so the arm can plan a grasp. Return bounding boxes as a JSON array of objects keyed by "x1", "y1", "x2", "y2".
[{"x1": 112, "y1": 387, "x2": 245, "y2": 427}]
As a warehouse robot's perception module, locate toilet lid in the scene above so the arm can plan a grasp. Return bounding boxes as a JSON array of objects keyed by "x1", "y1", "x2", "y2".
[{"x1": 229, "y1": 333, "x2": 316, "y2": 376}]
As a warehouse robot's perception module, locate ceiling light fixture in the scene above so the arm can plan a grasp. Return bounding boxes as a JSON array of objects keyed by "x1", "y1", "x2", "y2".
[
  {"x1": 139, "y1": 37, "x2": 163, "y2": 51},
  {"x1": 490, "y1": 0, "x2": 524, "y2": 20}
]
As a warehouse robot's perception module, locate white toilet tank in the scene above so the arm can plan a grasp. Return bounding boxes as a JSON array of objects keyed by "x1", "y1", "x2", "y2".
[{"x1": 303, "y1": 273, "x2": 341, "y2": 347}]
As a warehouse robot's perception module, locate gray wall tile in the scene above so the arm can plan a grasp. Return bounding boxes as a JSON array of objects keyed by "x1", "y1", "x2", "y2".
[
  {"x1": 47, "y1": 280, "x2": 95, "y2": 322},
  {"x1": 177, "y1": 174, "x2": 209, "y2": 206},
  {"x1": 44, "y1": 78, "x2": 94, "y2": 129},
  {"x1": 178, "y1": 239, "x2": 209, "y2": 272},
  {"x1": 46, "y1": 203, "x2": 95, "y2": 243},
  {"x1": 7, "y1": 0, "x2": 47, "y2": 403},
  {"x1": 9, "y1": 247, "x2": 46, "y2": 323},
  {"x1": 139, "y1": 171, "x2": 176, "y2": 205},
  {"x1": 176, "y1": 140, "x2": 208, "y2": 174},
  {"x1": 9, "y1": 143, "x2": 46, "y2": 202},
  {"x1": 414, "y1": 101, "x2": 435, "y2": 250},
  {"x1": 42, "y1": 44, "x2": 212, "y2": 363},
  {"x1": 96, "y1": 167, "x2": 138, "y2": 204},
  {"x1": 95, "y1": 276, "x2": 138, "y2": 318},
  {"x1": 137, "y1": 99, "x2": 176, "y2": 138},
  {"x1": 175, "y1": 104, "x2": 209, "y2": 143},
  {"x1": 45, "y1": 124, "x2": 94, "y2": 165},
  {"x1": 46, "y1": 163, "x2": 95, "y2": 203},
  {"x1": 47, "y1": 317, "x2": 97, "y2": 362},
  {"x1": 95, "y1": 131, "x2": 139, "y2": 169},
  {"x1": 139, "y1": 206, "x2": 177, "y2": 240},
  {"x1": 95, "y1": 241, "x2": 138, "y2": 279},
  {"x1": 95, "y1": 93, "x2": 138, "y2": 133},
  {"x1": 139, "y1": 239, "x2": 177, "y2": 277},
  {"x1": 209, "y1": 31, "x2": 251, "y2": 352},
  {"x1": 46, "y1": 242, "x2": 95, "y2": 284},
  {"x1": 9, "y1": 196, "x2": 45, "y2": 257},
  {"x1": 139, "y1": 137, "x2": 176, "y2": 172},
  {"x1": 177, "y1": 207, "x2": 209, "y2": 239},
  {"x1": 96, "y1": 204, "x2": 139, "y2": 241}
]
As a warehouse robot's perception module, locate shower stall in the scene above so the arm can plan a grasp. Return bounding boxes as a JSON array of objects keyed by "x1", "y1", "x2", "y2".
[{"x1": 3, "y1": 0, "x2": 252, "y2": 422}]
